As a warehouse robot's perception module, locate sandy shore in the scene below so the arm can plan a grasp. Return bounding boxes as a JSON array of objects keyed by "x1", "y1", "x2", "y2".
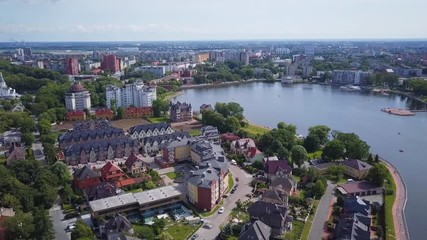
[{"x1": 382, "y1": 159, "x2": 410, "y2": 240}]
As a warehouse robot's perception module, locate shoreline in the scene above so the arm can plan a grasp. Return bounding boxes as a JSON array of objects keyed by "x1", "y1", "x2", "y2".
[
  {"x1": 381, "y1": 158, "x2": 410, "y2": 240},
  {"x1": 179, "y1": 78, "x2": 268, "y2": 90}
]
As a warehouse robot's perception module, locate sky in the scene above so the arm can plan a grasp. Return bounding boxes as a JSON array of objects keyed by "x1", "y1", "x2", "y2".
[{"x1": 0, "y1": 0, "x2": 426, "y2": 42}]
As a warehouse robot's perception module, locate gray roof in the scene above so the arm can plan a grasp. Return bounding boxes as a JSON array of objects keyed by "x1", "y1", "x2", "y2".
[
  {"x1": 271, "y1": 177, "x2": 295, "y2": 194},
  {"x1": 341, "y1": 159, "x2": 372, "y2": 171},
  {"x1": 343, "y1": 197, "x2": 370, "y2": 216},
  {"x1": 191, "y1": 140, "x2": 214, "y2": 162},
  {"x1": 64, "y1": 138, "x2": 137, "y2": 157},
  {"x1": 59, "y1": 127, "x2": 124, "y2": 144},
  {"x1": 188, "y1": 167, "x2": 219, "y2": 188},
  {"x1": 239, "y1": 220, "x2": 271, "y2": 240},
  {"x1": 335, "y1": 213, "x2": 371, "y2": 240},
  {"x1": 248, "y1": 201, "x2": 288, "y2": 236},
  {"x1": 73, "y1": 165, "x2": 100, "y2": 180},
  {"x1": 170, "y1": 101, "x2": 192, "y2": 111},
  {"x1": 104, "y1": 214, "x2": 132, "y2": 234},
  {"x1": 84, "y1": 182, "x2": 117, "y2": 201},
  {"x1": 143, "y1": 132, "x2": 190, "y2": 145},
  {"x1": 128, "y1": 122, "x2": 171, "y2": 134},
  {"x1": 89, "y1": 185, "x2": 182, "y2": 213}
]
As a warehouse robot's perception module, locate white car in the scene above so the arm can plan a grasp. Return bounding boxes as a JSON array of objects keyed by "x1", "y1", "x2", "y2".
[
  {"x1": 218, "y1": 207, "x2": 225, "y2": 214},
  {"x1": 231, "y1": 160, "x2": 237, "y2": 165}
]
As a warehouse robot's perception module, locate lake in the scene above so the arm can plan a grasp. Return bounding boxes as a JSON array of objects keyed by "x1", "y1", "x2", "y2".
[{"x1": 174, "y1": 82, "x2": 427, "y2": 239}]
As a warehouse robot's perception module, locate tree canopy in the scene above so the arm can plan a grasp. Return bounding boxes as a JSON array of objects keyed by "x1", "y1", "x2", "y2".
[
  {"x1": 322, "y1": 139, "x2": 345, "y2": 161},
  {"x1": 291, "y1": 145, "x2": 308, "y2": 168},
  {"x1": 366, "y1": 163, "x2": 389, "y2": 186}
]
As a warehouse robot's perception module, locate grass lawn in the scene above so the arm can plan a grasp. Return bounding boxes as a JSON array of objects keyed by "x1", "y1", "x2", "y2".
[
  {"x1": 307, "y1": 150, "x2": 323, "y2": 159},
  {"x1": 165, "y1": 172, "x2": 181, "y2": 180},
  {"x1": 384, "y1": 166, "x2": 396, "y2": 240},
  {"x1": 301, "y1": 200, "x2": 320, "y2": 240},
  {"x1": 189, "y1": 129, "x2": 201, "y2": 136},
  {"x1": 146, "y1": 116, "x2": 169, "y2": 123},
  {"x1": 227, "y1": 173, "x2": 234, "y2": 193},
  {"x1": 127, "y1": 188, "x2": 143, "y2": 193},
  {"x1": 285, "y1": 220, "x2": 305, "y2": 240},
  {"x1": 165, "y1": 223, "x2": 201, "y2": 240},
  {"x1": 241, "y1": 122, "x2": 270, "y2": 136}
]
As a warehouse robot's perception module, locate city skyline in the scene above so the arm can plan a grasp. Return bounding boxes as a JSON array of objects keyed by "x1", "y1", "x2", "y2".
[{"x1": 0, "y1": 0, "x2": 426, "y2": 42}]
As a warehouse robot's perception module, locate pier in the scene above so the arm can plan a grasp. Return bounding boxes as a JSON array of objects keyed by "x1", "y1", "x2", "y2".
[{"x1": 381, "y1": 108, "x2": 416, "y2": 116}]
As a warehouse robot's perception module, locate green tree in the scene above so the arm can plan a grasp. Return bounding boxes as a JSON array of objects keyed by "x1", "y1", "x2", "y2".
[
  {"x1": 152, "y1": 218, "x2": 166, "y2": 235},
  {"x1": 322, "y1": 139, "x2": 345, "y2": 161},
  {"x1": 312, "y1": 180, "x2": 326, "y2": 198},
  {"x1": 291, "y1": 145, "x2": 308, "y2": 168},
  {"x1": 22, "y1": 132, "x2": 35, "y2": 147},
  {"x1": 367, "y1": 154, "x2": 374, "y2": 165},
  {"x1": 308, "y1": 125, "x2": 331, "y2": 144},
  {"x1": 71, "y1": 220, "x2": 96, "y2": 240},
  {"x1": 2, "y1": 194, "x2": 21, "y2": 210},
  {"x1": 116, "y1": 106, "x2": 124, "y2": 119},
  {"x1": 135, "y1": 225, "x2": 155, "y2": 240},
  {"x1": 366, "y1": 163, "x2": 388, "y2": 186},
  {"x1": 50, "y1": 161, "x2": 72, "y2": 185},
  {"x1": 223, "y1": 116, "x2": 241, "y2": 133},
  {"x1": 375, "y1": 154, "x2": 380, "y2": 163},
  {"x1": 335, "y1": 132, "x2": 370, "y2": 160},
  {"x1": 152, "y1": 99, "x2": 169, "y2": 117},
  {"x1": 155, "y1": 232, "x2": 174, "y2": 240},
  {"x1": 327, "y1": 165, "x2": 345, "y2": 182},
  {"x1": 304, "y1": 134, "x2": 321, "y2": 153},
  {"x1": 32, "y1": 208, "x2": 54, "y2": 240},
  {"x1": 2, "y1": 211, "x2": 35, "y2": 240}
]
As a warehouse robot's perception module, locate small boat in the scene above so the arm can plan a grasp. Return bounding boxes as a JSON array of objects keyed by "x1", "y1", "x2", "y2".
[
  {"x1": 398, "y1": 132, "x2": 401, "y2": 135},
  {"x1": 340, "y1": 85, "x2": 361, "y2": 91},
  {"x1": 399, "y1": 149, "x2": 404, "y2": 153}
]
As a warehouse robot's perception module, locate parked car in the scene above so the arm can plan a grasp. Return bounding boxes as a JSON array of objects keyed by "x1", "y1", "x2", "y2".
[
  {"x1": 231, "y1": 159, "x2": 237, "y2": 165},
  {"x1": 235, "y1": 177, "x2": 239, "y2": 182},
  {"x1": 203, "y1": 223, "x2": 213, "y2": 229},
  {"x1": 230, "y1": 188, "x2": 236, "y2": 194},
  {"x1": 218, "y1": 207, "x2": 225, "y2": 214},
  {"x1": 190, "y1": 233, "x2": 199, "y2": 239}
]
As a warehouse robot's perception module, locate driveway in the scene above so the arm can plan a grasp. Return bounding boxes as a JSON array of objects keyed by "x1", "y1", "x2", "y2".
[
  {"x1": 308, "y1": 182, "x2": 336, "y2": 240},
  {"x1": 194, "y1": 165, "x2": 253, "y2": 240}
]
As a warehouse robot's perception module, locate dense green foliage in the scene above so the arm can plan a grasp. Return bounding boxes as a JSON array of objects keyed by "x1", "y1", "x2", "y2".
[
  {"x1": 201, "y1": 102, "x2": 245, "y2": 133},
  {"x1": 322, "y1": 139, "x2": 345, "y2": 161},
  {"x1": 71, "y1": 220, "x2": 96, "y2": 240},
  {"x1": 366, "y1": 163, "x2": 389, "y2": 186},
  {"x1": 0, "y1": 60, "x2": 67, "y2": 92},
  {"x1": 83, "y1": 77, "x2": 122, "y2": 107},
  {"x1": 409, "y1": 79, "x2": 427, "y2": 96},
  {"x1": 257, "y1": 123, "x2": 296, "y2": 158},
  {"x1": 291, "y1": 145, "x2": 308, "y2": 167}
]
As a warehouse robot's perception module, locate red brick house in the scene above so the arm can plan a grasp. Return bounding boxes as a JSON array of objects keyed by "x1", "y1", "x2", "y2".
[
  {"x1": 67, "y1": 110, "x2": 86, "y2": 121},
  {"x1": 95, "y1": 108, "x2": 114, "y2": 120},
  {"x1": 73, "y1": 166, "x2": 101, "y2": 190},
  {"x1": 100, "y1": 162, "x2": 126, "y2": 182},
  {"x1": 124, "y1": 107, "x2": 153, "y2": 119}
]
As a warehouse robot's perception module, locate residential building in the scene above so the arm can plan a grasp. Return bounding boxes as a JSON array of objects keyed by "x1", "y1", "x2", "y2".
[
  {"x1": 66, "y1": 58, "x2": 79, "y2": 75},
  {"x1": 239, "y1": 51, "x2": 249, "y2": 65},
  {"x1": 101, "y1": 54, "x2": 121, "y2": 73},
  {"x1": 336, "y1": 181, "x2": 384, "y2": 197},
  {"x1": 199, "y1": 104, "x2": 213, "y2": 113},
  {"x1": 261, "y1": 187, "x2": 288, "y2": 206},
  {"x1": 334, "y1": 213, "x2": 371, "y2": 240},
  {"x1": 201, "y1": 126, "x2": 220, "y2": 143},
  {"x1": 332, "y1": 70, "x2": 372, "y2": 85},
  {"x1": 270, "y1": 177, "x2": 296, "y2": 196},
  {"x1": 162, "y1": 139, "x2": 192, "y2": 164},
  {"x1": 129, "y1": 123, "x2": 174, "y2": 140},
  {"x1": 100, "y1": 162, "x2": 127, "y2": 182},
  {"x1": 5, "y1": 145, "x2": 25, "y2": 166},
  {"x1": 124, "y1": 106, "x2": 153, "y2": 118},
  {"x1": 220, "y1": 133, "x2": 241, "y2": 143},
  {"x1": 95, "y1": 108, "x2": 114, "y2": 120},
  {"x1": 105, "y1": 81, "x2": 156, "y2": 109},
  {"x1": 248, "y1": 201, "x2": 289, "y2": 237},
  {"x1": 65, "y1": 82, "x2": 91, "y2": 111},
  {"x1": 343, "y1": 197, "x2": 371, "y2": 216},
  {"x1": 135, "y1": 66, "x2": 165, "y2": 78},
  {"x1": 73, "y1": 166, "x2": 101, "y2": 190},
  {"x1": 230, "y1": 138, "x2": 256, "y2": 155},
  {"x1": 84, "y1": 182, "x2": 119, "y2": 201},
  {"x1": 170, "y1": 101, "x2": 193, "y2": 122},
  {"x1": 0, "y1": 208, "x2": 16, "y2": 240},
  {"x1": 101, "y1": 214, "x2": 133, "y2": 240},
  {"x1": 239, "y1": 220, "x2": 271, "y2": 240},
  {"x1": 0, "y1": 72, "x2": 20, "y2": 99},
  {"x1": 142, "y1": 131, "x2": 190, "y2": 154},
  {"x1": 190, "y1": 140, "x2": 214, "y2": 166},
  {"x1": 89, "y1": 185, "x2": 183, "y2": 218},
  {"x1": 246, "y1": 146, "x2": 264, "y2": 163},
  {"x1": 341, "y1": 159, "x2": 372, "y2": 179},
  {"x1": 264, "y1": 157, "x2": 292, "y2": 180},
  {"x1": 66, "y1": 110, "x2": 86, "y2": 121},
  {"x1": 0, "y1": 130, "x2": 21, "y2": 150},
  {"x1": 194, "y1": 52, "x2": 210, "y2": 63},
  {"x1": 124, "y1": 153, "x2": 147, "y2": 175},
  {"x1": 187, "y1": 158, "x2": 230, "y2": 211}
]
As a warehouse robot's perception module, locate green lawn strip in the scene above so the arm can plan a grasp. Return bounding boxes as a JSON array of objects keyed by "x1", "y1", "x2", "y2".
[
  {"x1": 164, "y1": 223, "x2": 201, "y2": 240},
  {"x1": 146, "y1": 116, "x2": 169, "y2": 123},
  {"x1": 384, "y1": 165, "x2": 396, "y2": 240},
  {"x1": 241, "y1": 123, "x2": 270, "y2": 136},
  {"x1": 227, "y1": 173, "x2": 234, "y2": 193},
  {"x1": 127, "y1": 188, "x2": 143, "y2": 193},
  {"x1": 300, "y1": 200, "x2": 320, "y2": 240},
  {"x1": 165, "y1": 172, "x2": 178, "y2": 180},
  {"x1": 307, "y1": 150, "x2": 323, "y2": 159},
  {"x1": 189, "y1": 129, "x2": 201, "y2": 136},
  {"x1": 285, "y1": 220, "x2": 305, "y2": 240}
]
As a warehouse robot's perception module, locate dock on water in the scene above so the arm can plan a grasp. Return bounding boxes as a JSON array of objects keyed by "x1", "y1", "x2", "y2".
[{"x1": 381, "y1": 108, "x2": 416, "y2": 116}]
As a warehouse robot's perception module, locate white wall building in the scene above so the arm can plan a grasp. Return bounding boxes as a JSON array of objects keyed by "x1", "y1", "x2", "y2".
[
  {"x1": 106, "y1": 81, "x2": 157, "y2": 109},
  {"x1": 65, "y1": 82, "x2": 91, "y2": 111},
  {"x1": 135, "y1": 66, "x2": 166, "y2": 78},
  {"x1": 0, "y1": 72, "x2": 20, "y2": 99}
]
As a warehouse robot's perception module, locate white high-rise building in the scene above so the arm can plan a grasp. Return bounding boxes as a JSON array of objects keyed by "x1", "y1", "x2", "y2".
[
  {"x1": 65, "y1": 82, "x2": 91, "y2": 111},
  {"x1": 106, "y1": 81, "x2": 157, "y2": 109}
]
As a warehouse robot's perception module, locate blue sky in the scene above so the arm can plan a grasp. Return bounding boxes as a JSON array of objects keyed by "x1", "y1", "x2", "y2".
[{"x1": 0, "y1": 0, "x2": 426, "y2": 41}]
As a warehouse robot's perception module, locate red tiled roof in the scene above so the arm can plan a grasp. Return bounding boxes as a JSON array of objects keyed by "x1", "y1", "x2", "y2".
[
  {"x1": 265, "y1": 159, "x2": 292, "y2": 175},
  {"x1": 220, "y1": 133, "x2": 241, "y2": 141},
  {"x1": 67, "y1": 110, "x2": 85, "y2": 117},
  {"x1": 247, "y1": 146, "x2": 262, "y2": 158},
  {"x1": 124, "y1": 106, "x2": 152, "y2": 114},
  {"x1": 338, "y1": 181, "x2": 383, "y2": 194},
  {"x1": 100, "y1": 162, "x2": 123, "y2": 177},
  {"x1": 95, "y1": 108, "x2": 113, "y2": 115}
]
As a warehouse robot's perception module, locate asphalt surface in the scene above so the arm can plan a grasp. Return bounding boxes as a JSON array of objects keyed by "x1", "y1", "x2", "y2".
[
  {"x1": 308, "y1": 182, "x2": 336, "y2": 240},
  {"x1": 194, "y1": 164, "x2": 253, "y2": 240},
  {"x1": 49, "y1": 197, "x2": 75, "y2": 240}
]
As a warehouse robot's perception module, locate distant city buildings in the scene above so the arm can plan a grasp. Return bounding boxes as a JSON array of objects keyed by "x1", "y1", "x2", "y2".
[
  {"x1": 135, "y1": 66, "x2": 165, "y2": 78},
  {"x1": 194, "y1": 52, "x2": 210, "y2": 63},
  {"x1": 101, "y1": 54, "x2": 121, "y2": 73},
  {"x1": 66, "y1": 58, "x2": 79, "y2": 75},
  {"x1": 0, "y1": 72, "x2": 20, "y2": 99},
  {"x1": 65, "y1": 82, "x2": 91, "y2": 111},
  {"x1": 105, "y1": 81, "x2": 156, "y2": 109},
  {"x1": 332, "y1": 70, "x2": 372, "y2": 85}
]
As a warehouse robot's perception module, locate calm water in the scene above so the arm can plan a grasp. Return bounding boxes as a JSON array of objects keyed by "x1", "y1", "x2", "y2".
[{"x1": 174, "y1": 82, "x2": 427, "y2": 239}]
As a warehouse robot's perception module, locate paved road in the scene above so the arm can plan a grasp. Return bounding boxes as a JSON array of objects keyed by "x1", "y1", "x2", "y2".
[
  {"x1": 308, "y1": 182, "x2": 336, "y2": 240},
  {"x1": 194, "y1": 165, "x2": 253, "y2": 240},
  {"x1": 49, "y1": 197, "x2": 78, "y2": 240}
]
